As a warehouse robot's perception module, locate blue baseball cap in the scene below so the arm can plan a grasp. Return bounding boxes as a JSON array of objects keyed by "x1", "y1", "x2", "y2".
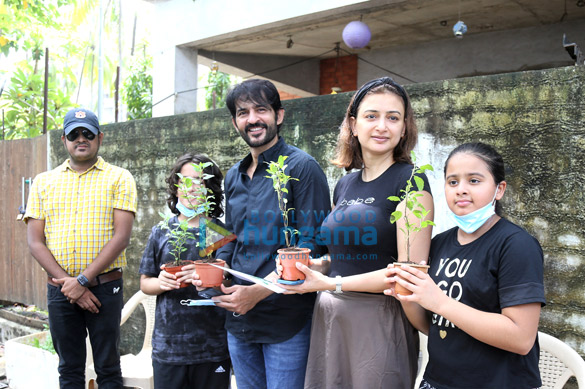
[{"x1": 63, "y1": 108, "x2": 100, "y2": 135}]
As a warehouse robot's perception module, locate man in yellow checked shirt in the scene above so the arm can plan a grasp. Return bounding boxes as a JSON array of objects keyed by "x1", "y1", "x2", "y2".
[{"x1": 24, "y1": 108, "x2": 137, "y2": 389}]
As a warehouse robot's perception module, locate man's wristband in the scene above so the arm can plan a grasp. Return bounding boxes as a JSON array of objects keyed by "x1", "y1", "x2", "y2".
[{"x1": 77, "y1": 274, "x2": 90, "y2": 287}]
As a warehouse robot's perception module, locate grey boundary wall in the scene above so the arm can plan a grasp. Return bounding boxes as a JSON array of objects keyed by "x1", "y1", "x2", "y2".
[{"x1": 47, "y1": 66, "x2": 585, "y2": 356}]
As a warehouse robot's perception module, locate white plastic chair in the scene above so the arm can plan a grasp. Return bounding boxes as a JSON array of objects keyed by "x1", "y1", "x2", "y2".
[
  {"x1": 414, "y1": 331, "x2": 585, "y2": 389},
  {"x1": 86, "y1": 290, "x2": 157, "y2": 389},
  {"x1": 538, "y1": 331, "x2": 585, "y2": 389}
]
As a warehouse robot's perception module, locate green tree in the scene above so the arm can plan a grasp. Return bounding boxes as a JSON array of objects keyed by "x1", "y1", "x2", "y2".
[
  {"x1": 1, "y1": 0, "x2": 148, "y2": 138},
  {"x1": 0, "y1": 0, "x2": 72, "y2": 57},
  {"x1": 205, "y1": 70, "x2": 232, "y2": 110},
  {"x1": 1, "y1": 64, "x2": 75, "y2": 139},
  {"x1": 123, "y1": 49, "x2": 152, "y2": 120}
]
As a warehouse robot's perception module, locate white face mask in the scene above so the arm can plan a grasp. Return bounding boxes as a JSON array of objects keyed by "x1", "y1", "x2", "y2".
[{"x1": 447, "y1": 187, "x2": 499, "y2": 234}]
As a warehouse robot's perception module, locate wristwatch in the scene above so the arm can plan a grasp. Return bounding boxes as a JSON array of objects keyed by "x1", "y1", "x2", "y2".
[
  {"x1": 77, "y1": 274, "x2": 90, "y2": 287},
  {"x1": 334, "y1": 275, "x2": 343, "y2": 294}
]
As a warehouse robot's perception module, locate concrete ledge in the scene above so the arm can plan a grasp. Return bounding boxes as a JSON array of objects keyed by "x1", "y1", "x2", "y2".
[{"x1": 5, "y1": 332, "x2": 59, "y2": 389}]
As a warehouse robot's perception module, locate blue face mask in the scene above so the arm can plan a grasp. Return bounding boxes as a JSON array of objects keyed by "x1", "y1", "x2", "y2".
[
  {"x1": 176, "y1": 202, "x2": 196, "y2": 218},
  {"x1": 447, "y1": 187, "x2": 499, "y2": 234}
]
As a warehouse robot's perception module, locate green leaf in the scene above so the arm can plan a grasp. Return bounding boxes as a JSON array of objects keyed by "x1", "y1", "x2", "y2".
[
  {"x1": 387, "y1": 196, "x2": 401, "y2": 202},
  {"x1": 390, "y1": 210, "x2": 402, "y2": 223},
  {"x1": 414, "y1": 176, "x2": 424, "y2": 192},
  {"x1": 406, "y1": 200, "x2": 414, "y2": 210}
]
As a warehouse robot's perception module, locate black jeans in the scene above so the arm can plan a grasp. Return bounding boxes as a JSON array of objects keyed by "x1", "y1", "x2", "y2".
[
  {"x1": 47, "y1": 278, "x2": 124, "y2": 389},
  {"x1": 152, "y1": 358, "x2": 232, "y2": 389}
]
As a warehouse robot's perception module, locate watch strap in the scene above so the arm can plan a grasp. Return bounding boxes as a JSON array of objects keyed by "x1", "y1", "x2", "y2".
[
  {"x1": 77, "y1": 274, "x2": 90, "y2": 287},
  {"x1": 334, "y1": 275, "x2": 343, "y2": 294}
]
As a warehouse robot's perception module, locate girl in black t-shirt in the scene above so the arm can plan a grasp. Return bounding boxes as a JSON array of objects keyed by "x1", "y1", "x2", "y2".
[
  {"x1": 139, "y1": 153, "x2": 231, "y2": 389},
  {"x1": 385, "y1": 142, "x2": 545, "y2": 389}
]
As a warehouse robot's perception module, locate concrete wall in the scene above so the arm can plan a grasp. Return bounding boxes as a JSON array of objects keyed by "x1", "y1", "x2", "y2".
[{"x1": 49, "y1": 66, "x2": 585, "y2": 356}]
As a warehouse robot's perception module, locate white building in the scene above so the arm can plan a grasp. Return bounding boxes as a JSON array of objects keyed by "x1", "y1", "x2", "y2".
[{"x1": 145, "y1": 0, "x2": 585, "y2": 117}]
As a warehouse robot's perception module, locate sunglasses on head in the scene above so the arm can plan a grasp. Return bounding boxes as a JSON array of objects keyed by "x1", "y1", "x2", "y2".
[{"x1": 65, "y1": 128, "x2": 97, "y2": 142}]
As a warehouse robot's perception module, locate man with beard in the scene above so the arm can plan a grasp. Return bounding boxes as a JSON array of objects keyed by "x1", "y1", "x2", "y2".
[
  {"x1": 25, "y1": 108, "x2": 137, "y2": 388},
  {"x1": 210, "y1": 79, "x2": 331, "y2": 388}
]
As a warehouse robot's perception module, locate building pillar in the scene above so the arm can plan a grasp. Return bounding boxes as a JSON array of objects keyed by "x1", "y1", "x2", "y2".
[{"x1": 152, "y1": 46, "x2": 199, "y2": 117}]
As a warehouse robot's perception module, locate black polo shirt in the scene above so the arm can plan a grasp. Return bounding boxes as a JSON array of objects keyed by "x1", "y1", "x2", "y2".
[{"x1": 216, "y1": 137, "x2": 331, "y2": 343}]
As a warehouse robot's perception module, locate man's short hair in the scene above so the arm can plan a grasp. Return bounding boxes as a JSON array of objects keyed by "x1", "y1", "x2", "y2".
[{"x1": 226, "y1": 79, "x2": 283, "y2": 120}]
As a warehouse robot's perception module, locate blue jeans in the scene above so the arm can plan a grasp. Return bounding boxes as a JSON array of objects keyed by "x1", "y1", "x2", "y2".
[
  {"x1": 47, "y1": 279, "x2": 124, "y2": 389},
  {"x1": 227, "y1": 319, "x2": 311, "y2": 389}
]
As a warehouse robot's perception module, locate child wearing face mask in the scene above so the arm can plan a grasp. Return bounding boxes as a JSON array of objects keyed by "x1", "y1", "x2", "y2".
[
  {"x1": 139, "y1": 153, "x2": 231, "y2": 389},
  {"x1": 385, "y1": 142, "x2": 545, "y2": 389}
]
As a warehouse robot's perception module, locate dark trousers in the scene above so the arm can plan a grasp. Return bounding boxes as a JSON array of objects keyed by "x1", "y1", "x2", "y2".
[
  {"x1": 47, "y1": 278, "x2": 124, "y2": 389},
  {"x1": 152, "y1": 358, "x2": 232, "y2": 389}
]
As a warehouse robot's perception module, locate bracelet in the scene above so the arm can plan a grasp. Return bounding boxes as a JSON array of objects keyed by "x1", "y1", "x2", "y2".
[{"x1": 333, "y1": 275, "x2": 343, "y2": 294}]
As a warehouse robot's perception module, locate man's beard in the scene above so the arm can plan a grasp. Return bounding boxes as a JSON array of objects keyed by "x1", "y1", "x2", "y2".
[{"x1": 240, "y1": 122, "x2": 278, "y2": 148}]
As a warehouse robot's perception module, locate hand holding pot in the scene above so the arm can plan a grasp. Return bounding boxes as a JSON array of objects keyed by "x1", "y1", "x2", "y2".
[
  {"x1": 191, "y1": 270, "x2": 204, "y2": 290},
  {"x1": 384, "y1": 263, "x2": 446, "y2": 312},
  {"x1": 175, "y1": 262, "x2": 196, "y2": 286},
  {"x1": 274, "y1": 255, "x2": 330, "y2": 277},
  {"x1": 158, "y1": 263, "x2": 195, "y2": 290},
  {"x1": 278, "y1": 262, "x2": 331, "y2": 294},
  {"x1": 158, "y1": 269, "x2": 180, "y2": 290}
]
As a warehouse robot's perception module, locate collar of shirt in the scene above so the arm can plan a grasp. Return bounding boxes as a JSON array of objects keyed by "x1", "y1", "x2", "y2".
[
  {"x1": 60, "y1": 156, "x2": 105, "y2": 174},
  {"x1": 238, "y1": 136, "x2": 285, "y2": 175}
]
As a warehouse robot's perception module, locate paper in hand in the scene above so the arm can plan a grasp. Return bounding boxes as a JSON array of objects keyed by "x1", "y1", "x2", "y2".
[{"x1": 208, "y1": 263, "x2": 287, "y2": 294}]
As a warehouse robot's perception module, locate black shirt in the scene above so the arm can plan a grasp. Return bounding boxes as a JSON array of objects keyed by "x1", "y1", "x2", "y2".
[
  {"x1": 425, "y1": 219, "x2": 545, "y2": 388},
  {"x1": 216, "y1": 137, "x2": 331, "y2": 343},
  {"x1": 139, "y1": 216, "x2": 229, "y2": 364},
  {"x1": 324, "y1": 163, "x2": 431, "y2": 276}
]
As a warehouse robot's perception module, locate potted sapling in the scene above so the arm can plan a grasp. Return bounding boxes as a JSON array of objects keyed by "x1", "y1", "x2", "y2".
[
  {"x1": 158, "y1": 214, "x2": 196, "y2": 288},
  {"x1": 159, "y1": 161, "x2": 225, "y2": 288},
  {"x1": 388, "y1": 151, "x2": 435, "y2": 295},
  {"x1": 265, "y1": 155, "x2": 309, "y2": 284}
]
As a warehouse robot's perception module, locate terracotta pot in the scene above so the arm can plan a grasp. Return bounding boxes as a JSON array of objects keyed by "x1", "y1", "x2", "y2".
[
  {"x1": 161, "y1": 260, "x2": 194, "y2": 288},
  {"x1": 392, "y1": 262, "x2": 430, "y2": 296},
  {"x1": 278, "y1": 248, "x2": 311, "y2": 281},
  {"x1": 194, "y1": 259, "x2": 226, "y2": 288}
]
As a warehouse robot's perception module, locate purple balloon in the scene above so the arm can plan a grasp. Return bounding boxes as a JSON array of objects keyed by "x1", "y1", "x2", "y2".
[{"x1": 342, "y1": 21, "x2": 371, "y2": 49}]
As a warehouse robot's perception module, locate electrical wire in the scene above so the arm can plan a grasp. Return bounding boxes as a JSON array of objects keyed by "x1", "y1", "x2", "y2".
[
  {"x1": 340, "y1": 48, "x2": 416, "y2": 83},
  {"x1": 150, "y1": 47, "x2": 416, "y2": 108},
  {"x1": 152, "y1": 48, "x2": 335, "y2": 108}
]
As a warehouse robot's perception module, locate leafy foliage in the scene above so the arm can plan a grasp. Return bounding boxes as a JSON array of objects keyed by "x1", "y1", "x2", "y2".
[
  {"x1": 123, "y1": 51, "x2": 153, "y2": 120},
  {"x1": 265, "y1": 155, "x2": 299, "y2": 247},
  {"x1": 158, "y1": 215, "x2": 196, "y2": 265},
  {"x1": 158, "y1": 161, "x2": 216, "y2": 265},
  {"x1": 388, "y1": 151, "x2": 435, "y2": 260},
  {"x1": 30, "y1": 328, "x2": 56, "y2": 355},
  {"x1": 1, "y1": 64, "x2": 75, "y2": 139},
  {"x1": 1, "y1": 0, "x2": 150, "y2": 138},
  {"x1": 176, "y1": 161, "x2": 216, "y2": 218},
  {"x1": 0, "y1": 0, "x2": 71, "y2": 58},
  {"x1": 205, "y1": 70, "x2": 232, "y2": 110}
]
